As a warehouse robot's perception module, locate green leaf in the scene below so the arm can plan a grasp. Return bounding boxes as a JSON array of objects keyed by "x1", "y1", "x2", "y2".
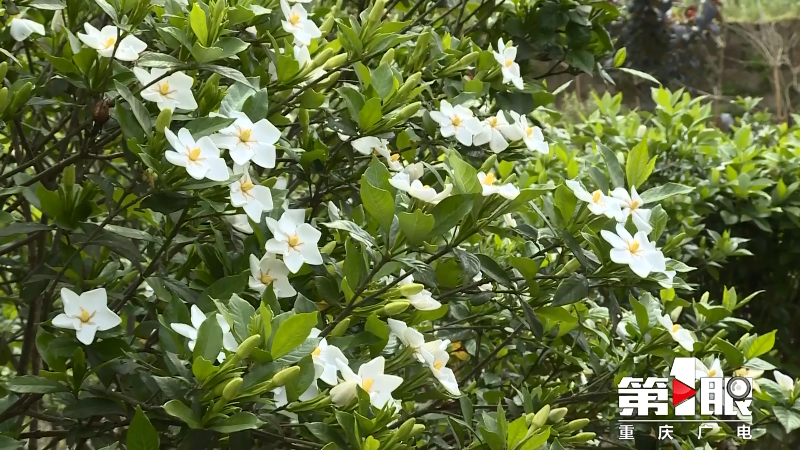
[
  {"x1": 429, "y1": 194, "x2": 475, "y2": 237},
  {"x1": 626, "y1": 136, "x2": 648, "y2": 188},
  {"x1": 216, "y1": 37, "x2": 250, "y2": 59},
  {"x1": 127, "y1": 406, "x2": 159, "y2": 450},
  {"x1": 359, "y1": 97, "x2": 383, "y2": 130},
  {"x1": 210, "y1": 412, "x2": 264, "y2": 433},
  {"x1": 344, "y1": 238, "x2": 366, "y2": 288},
  {"x1": 773, "y1": 406, "x2": 800, "y2": 434},
  {"x1": 630, "y1": 297, "x2": 649, "y2": 334},
  {"x1": 476, "y1": 254, "x2": 514, "y2": 287},
  {"x1": 228, "y1": 294, "x2": 256, "y2": 342},
  {"x1": 372, "y1": 63, "x2": 395, "y2": 99},
  {"x1": 63, "y1": 397, "x2": 125, "y2": 419},
  {"x1": 360, "y1": 176, "x2": 395, "y2": 230},
  {"x1": 184, "y1": 116, "x2": 236, "y2": 138},
  {"x1": 448, "y1": 152, "x2": 481, "y2": 194},
  {"x1": 0, "y1": 437, "x2": 23, "y2": 450},
  {"x1": 323, "y1": 220, "x2": 377, "y2": 247},
  {"x1": 613, "y1": 47, "x2": 627, "y2": 67},
  {"x1": 190, "y1": 4, "x2": 209, "y2": 46},
  {"x1": 6, "y1": 375, "x2": 68, "y2": 394},
  {"x1": 520, "y1": 428, "x2": 550, "y2": 450},
  {"x1": 93, "y1": 0, "x2": 117, "y2": 21},
  {"x1": 552, "y1": 274, "x2": 588, "y2": 306},
  {"x1": 507, "y1": 416, "x2": 527, "y2": 448},
  {"x1": 712, "y1": 337, "x2": 745, "y2": 369},
  {"x1": 743, "y1": 330, "x2": 776, "y2": 360},
  {"x1": 197, "y1": 272, "x2": 249, "y2": 309},
  {"x1": 137, "y1": 52, "x2": 185, "y2": 69},
  {"x1": 30, "y1": 0, "x2": 66, "y2": 10},
  {"x1": 639, "y1": 183, "x2": 694, "y2": 203},
  {"x1": 163, "y1": 400, "x2": 201, "y2": 428},
  {"x1": 597, "y1": 142, "x2": 624, "y2": 189},
  {"x1": 272, "y1": 312, "x2": 318, "y2": 358},
  {"x1": 203, "y1": 65, "x2": 255, "y2": 89},
  {"x1": 566, "y1": 49, "x2": 594, "y2": 74},
  {"x1": 193, "y1": 314, "x2": 223, "y2": 362},
  {"x1": 364, "y1": 313, "x2": 389, "y2": 356},
  {"x1": 114, "y1": 81, "x2": 152, "y2": 136},
  {"x1": 0, "y1": 222, "x2": 53, "y2": 237},
  {"x1": 397, "y1": 210, "x2": 435, "y2": 245},
  {"x1": 618, "y1": 67, "x2": 661, "y2": 85}
]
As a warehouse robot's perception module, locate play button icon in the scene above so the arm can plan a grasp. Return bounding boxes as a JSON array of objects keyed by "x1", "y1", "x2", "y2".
[{"x1": 672, "y1": 378, "x2": 697, "y2": 406}]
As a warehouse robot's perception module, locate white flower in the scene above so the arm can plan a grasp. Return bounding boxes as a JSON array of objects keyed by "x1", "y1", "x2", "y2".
[
  {"x1": 165, "y1": 128, "x2": 229, "y2": 181},
  {"x1": 695, "y1": 358, "x2": 723, "y2": 379},
  {"x1": 473, "y1": 114, "x2": 510, "y2": 153},
  {"x1": 227, "y1": 214, "x2": 253, "y2": 234},
  {"x1": 600, "y1": 223, "x2": 666, "y2": 278},
  {"x1": 396, "y1": 270, "x2": 441, "y2": 310},
  {"x1": 272, "y1": 383, "x2": 319, "y2": 407},
  {"x1": 309, "y1": 328, "x2": 348, "y2": 385},
  {"x1": 502, "y1": 213, "x2": 517, "y2": 228},
  {"x1": 388, "y1": 319, "x2": 450, "y2": 362},
  {"x1": 77, "y1": 24, "x2": 146, "y2": 61},
  {"x1": 331, "y1": 357, "x2": 403, "y2": 409},
  {"x1": 610, "y1": 186, "x2": 652, "y2": 233},
  {"x1": 657, "y1": 314, "x2": 695, "y2": 351},
  {"x1": 774, "y1": 370, "x2": 795, "y2": 395},
  {"x1": 212, "y1": 112, "x2": 281, "y2": 168},
  {"x1": 402, "y1": 162, "x2": 425, "y2": 181},
  {"x1": 389, "y1": 172, "x2": 452, "y2": 205},
  {"x1": 230, "y1": 164, "x2": 273, "y2": 223},
  {"x1": 248, "y1": 254, "x2": 296, "y2": 298},
  {"x1": 477, "y1": 172, "x2": 519, "y2": 200},
  {"x1": 52, "y1": 288, "x2": 121, "y2": 345},
  {"x1": 419, "y1": 346, "x2": 460, "y2": 396},
  {"x1": 265, "y1": 209, "x2": 323, "y2": 273},
  {"x1": 492, "y1": 38, "x2": 523, "y2": 90},
  {"x1": 134, "y1": 68, "x2": 197, "y2": 112},
  {"x1": 280, "y1": 0, "x2": 321, "y2": 46},
  {"x1": 352, "y1": 137, "x2": 391, "y2": 160},
  {"x1": 327, "y1": 201, "x2": 341, "y2": 220},
  {"x1": 171, "y1": 305, "x2": 238, "y2": 363},
  {"x1": 472, "y1": 273, "x2": 492, "y2": 292},
  {"x1": 499, "y1": 111, "x2": 549, "y2": 154},
  {"x1": 10, "y1": 17, "x2": 45, "y2": 42},
  {"x1": 429, "y1": 100, "x2": 482, "y2": 146},
  {"x1": 293, "y1": 45, "x2": 326, "y2": 80},
  {"x1": 566, "y1": 180, "x2": 624, "y2": 219},
  {"x1": 51, "y1": 11, "x2": 64, "y2": 33}
]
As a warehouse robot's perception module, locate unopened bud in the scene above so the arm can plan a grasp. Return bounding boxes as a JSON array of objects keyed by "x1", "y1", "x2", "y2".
[
  {"x1": 532, "y1": 405, "x2": 550, "y2": 429},
  {"x1": 397, "y1": 101, "x2": 421, "y2": 120},
  {"x1": 399, "y1": 283, "x2": 424, "y2": 296},
  {"x1": 235, "y1": 334, "x2": 261, "y2": 360},
  {"x1": 155, "y1": 108, "x2": 173, "y2": 134},
  {"x1": 408, "y1": 424, "x2": 425, "y2": 438},
  {"x1": 383, "y1": 300, "x2": 410, "y2": 316},
  {"x1": 563, "y1": 432, "x2": 596, "y2": 443},
  {"x1": 479, "y1": 155, "x2": 497, "y2": 173},
  {"x1": 456, "y1": 52, "x2": 480, "y2": 68},
  {"x1": 323, "y1": 54, "x2": 348, "y2": 71},
  {"x1": 319, "y1": 15, "x2": 335, "y2": 34},
  {"x1": 525, "y1": 412, "x2": 535, "y2": 426},
  {"x1": 312, "y1": 48, "x2": 334, "y2": 69},
  {"x1": 0, "y1": 88, "x2": 8, "y2": 112},
  {"x1": 92, "y1": 98, "x2": 110, "y2": 126},
  {"x1": 565, "y1": 418, "x2": 590, "y2": 432},
  {"x1": 396, "y1": 418, "x2": 416, "y2": 440},
  {"x1": 273, "y1": 366, "x2": 301, "y2": 387},
  {"x1": 396, "y1": 72, "x2": 421, "y2": 100},
  {"x1": 367, "y1": 0, "x2": 385, "y2": 28},
  {"x1": 548, "y1": 407, "x2": 568, "y2": 423},
  {"x1": 222, "y1": 377, "x2": 243, "y2": 401},
  {"x1": 63, "y1": 165, "x2": 75, "y2": 190},
  {"x1": 380, "y1": 48, "x2": 395, "y2": 66},
  {"x1": 0, "y1": 62, "x2": 7, "y2": 81},
  {"x1": 329, "y1": 318, "x2": 351, "y2": 337}
]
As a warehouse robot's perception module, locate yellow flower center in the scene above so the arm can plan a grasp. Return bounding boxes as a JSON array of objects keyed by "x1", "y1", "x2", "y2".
[
  {"x1": 159, "y1": 81, "x2": 171, "y2": 96},
  {"x1": 488, "y1": 117, "x2": 498, "y2": 127},
  {"x1": 362, "y1": 377, "x2": 374, "y2": 391},
  {"x1": 672, "y1": 324, "x2": 680, "y2": 333},
  {"x1": 78, "y1": 308, "x2": 95, "y2": 324},
  {"x1": 592, "y1": 190, "x2": 602, "y2": 203},
  {"x1": 390, "y1": 154, "x2": 401, "y2": 161},
  {"x1": 104, "y1": 36, "x2": 116, "y2": 49},
  {"x1": 423, "y1": 185, "x2": 430, "y2": 189},
  {"x1": 708, "y1": 369, "x2": 717, "y2": 377},
  {"x1": 239, "y1": 127, "x2": 252, "y2": 143},
  {"x1": 260, "y1": 273, "x2": 273, "y2": 285},
  {"x1": 630, "y1": 200, "x2": 640, "y2": 210},
  {"x1": 433, "y1": 361, "x2": 444, "y2": 370},
  {"x1": 525, "y1": 127, "x2": 534, "y2": 137},
  {"x1": 289, "y1": 12, "x2": 301, "y2": 25},
  {"x1": 288, "y1": 234, "x2": 300, "y2": 248},
  {"x1": 482, "y1": 173, "x2": 496, "y2": 185},
  {"x1": 628, "y1": 240, "x2": 640, "y2": 253},
  {"x1": 312, "y1": 346, "x2": 322, "y2": 357},
  {"x1": 241, "y1": 179, "x2": 255, "y2": 192},
  {"x1": 188, "y1": 147, "x2": 202, "y2": 162},
  {"x1": 504, "y1": 58, "x2": 514, "y2": 68},
  {"x1": 451, "y1": 116, "x2": 462, "y2": 127}
]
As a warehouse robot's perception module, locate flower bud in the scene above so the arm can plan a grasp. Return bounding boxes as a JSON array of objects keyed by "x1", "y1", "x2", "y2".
[
  {"x1": 0, "y1": 88, "x2": 8, "y2": 113},
  {"x1": 383, "y1": 301, "x2": 410, "y2": 316},
  {"x1": 396, "y1": 72, "x2": 421, "y2": 100},
  {"x1": 312, "y1": 48, "x2": 335, "y2": 69},
  {"x1": 273, "y1": 366, "x2": 301, "y2": 387},
  {"x1": 155, "y1": 108, "x2": 173, "y2": 134},
  {"x1": 380, "y1": 48, "x2": 395, "y2": 66},
  {"x1": 396, "y1": 101, "x2": 421, "y2": 121},
  {"x1": 548, "y1": 407, "x2": 568, "y2": 423},
  {"x1": 532, "y1": 404, "x2": 550, "y2": 429},
  {"x1": 563, "y1": 432, "x2": 596, "y2": 443},
  {"x1": 319, "y1": 15, "x2": 335, "y2": 34},
  {"x1": 235, "y1": 334, "x2": 262, "y2": 360},
  {"x1": 367, "y1": 0, "x2": 385, "y2": 29},
  {"x1": 399, "y1": 283, "x2": 424, "y2": 296},
  {"x1": 222, "y1": 377, "x2": 243, "y2": 401},
  {"x1": 408, "y1": 424, "x2": 425, "y2": 438},
  {"x1": 456, "y1": 51, "x2": 480, "y2": 68},
  {"x1": 329, "y1": 318, "x2": 351, "y2": 337},
  {"x1": 0, "y1": 62, "x2": 7, "y2": 81},
  {"x1": 479, "y1": 155, "x2": 497, "y2": 173},
  {"x1": 62, "y1": 165, "x2": 75, "y2": 191},
  {"x1": 323, "y1": 53, "x2": 348, "y2": 71},
  {"x1": 396, "y1": 418, "x2": 416, "y2": 440},
  {"x1": 330, "y1": 380, "x2": 358, "y2": 406},
  {"x1": 564, "y1": 418, "x2": 590, "y2": 432}
]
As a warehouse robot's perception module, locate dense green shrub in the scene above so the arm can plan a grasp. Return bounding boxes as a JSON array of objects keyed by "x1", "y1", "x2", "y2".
[{"x1": 0, "y1": 1, "x2": 796, "y2": 450}]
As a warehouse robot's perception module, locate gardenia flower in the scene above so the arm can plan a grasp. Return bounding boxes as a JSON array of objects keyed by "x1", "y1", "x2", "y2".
[
  {"x1": 696, "y1": 358, "x2": 723, "y2": 379},
  {"x1": 396, "y1": 270, "x2": 441, "y2": 310},
  {"x1": 229, "y1": 164, "x2": 273, "y2": 223},
  {"x1": 429, "y1": 100, "x2": 482, "y2": 146},
  {"x1": 248, "y1": 254, "x2": 296, "y2": 298},
  {"x1": 294, "y1": 45, "x2": 326, "y2": 80},
  {"x1": 500, "y1": 111, "x2": 549, "y2": 154},
  {"x1": 493, "y1": 38, "x2": 523, "y2": 89},
  {"x1": 419, "y1": 346, "x2": 460, "y2": 396},
  {"x1": 352, "y1": 137, "x2": 391, "y2": 160},
  {"x1": 265, "y1": 209, "x2": 323, "y2": 273},
  {"x1": 9, "y1": 17, "x2": 45, "y2": 42},
  {"x1": 212, "y1": 112, "x2": 281, "y2": 168},
  {"x1": 134, "y1": 68, "x2": 197, "y2": 111},
  {"x1": 472, "y1": 273, "x2": 493, "y2": 292},
  {"x1": 389, "y1": 172, "x2": 452, "y2": 205},
  {"x1": 52, "y1": 288, "x2": 121, "y2": 345},
  {"x1": 566, "y1": 180, "x2": 623, "y2": 219},
  {"x1": 227, "y1": 214, "x2": 253, "y2": 234},
  {"x1": 502, "y1": 213, "x2": 517, "y2": 228},
  {"x1": 78, "y1": 24, "x2": 146, "y2": 61},
  {"x1": 331, "y1": 357, "x2": 403, "y2": 409},
  {"x1": 610, "y1": 187, "x2": 652, "y2": 233},
  {"x1": 600, "y1": 223, "x2": 666, "y2": 278},
  {"x1": 478, "y1": 172, "x2": 519, "y2": 200},
  {"x1": 657, "y1": 314, "x2": 695, "y2": 351},
  {"x1": 171, "y1": 305, "x2": 238, "y2": 363},
  {"x1": 309, "y1": 328, "x2": 348, "y2": 385},
  {"x1": 402, "y1": 162, "x2": 425, "y2": 181},
  {"x1": 773, "y1": 370, "x2": 795, "y2": 395},
  {"x1": 281, "y1": 0, "x2": 321, "y2": 46},
  {"x1": 388, "y1": 319, "x2": 450, "y2": 362},
  {"x1": 165, "y1": 128, "x2": 229, "y2": 181},
  {"x1": 473, "y1": 114, "x2": 510, "y2": 153},
  {"x1": 272, "y1": 384, "x2": 318, "y2": 407}
]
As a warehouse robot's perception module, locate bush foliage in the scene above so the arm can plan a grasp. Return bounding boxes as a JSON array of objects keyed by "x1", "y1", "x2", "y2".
[{"x1": 0, "y1": 0, "x2": 797, "y2": 450}]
